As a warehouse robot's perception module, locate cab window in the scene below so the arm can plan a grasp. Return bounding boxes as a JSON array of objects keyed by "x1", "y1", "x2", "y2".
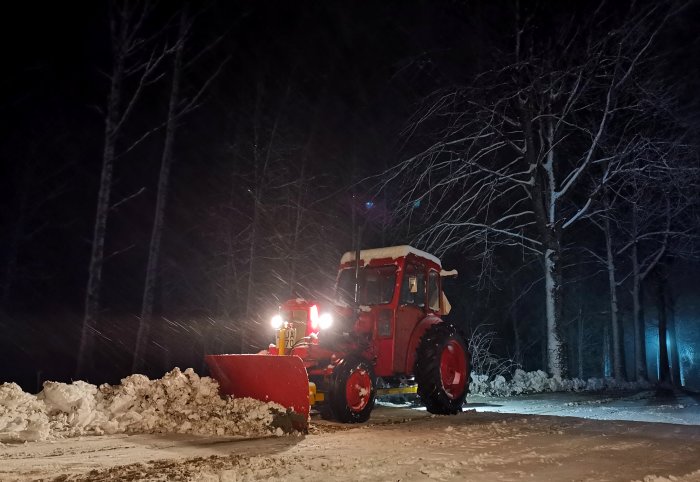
[
  {"x1": 427, "y1": 270, "x2": 440, "y2": 312},
  {"x1": 400, "y1": 264, "x2": 425, "y2": 307},
  {"x1": 336, "y1": 266, "x2": 397, "y2": 305}
]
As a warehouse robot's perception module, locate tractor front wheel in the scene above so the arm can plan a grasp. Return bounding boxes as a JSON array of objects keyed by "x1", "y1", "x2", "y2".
[
  {"x1": 415, "y1": 323, "x2": 470, "y2": 415},
  {"x1": 327, "y1": 356, "x2": 376, "y2": 423}
]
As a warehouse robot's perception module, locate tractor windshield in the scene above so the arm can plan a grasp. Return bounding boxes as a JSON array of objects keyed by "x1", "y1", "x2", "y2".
[{"x1": 336, "y1": 266, "x2": 397, "y2": 305}]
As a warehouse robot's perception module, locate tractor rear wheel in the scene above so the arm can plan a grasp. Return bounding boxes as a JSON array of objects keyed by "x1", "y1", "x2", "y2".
[
  {"x1": 415, "y1": 323, "x2": 470, "y2": 415},
  {"x1": 327, "y1": 356, "x2": 376, "y2": 423}
]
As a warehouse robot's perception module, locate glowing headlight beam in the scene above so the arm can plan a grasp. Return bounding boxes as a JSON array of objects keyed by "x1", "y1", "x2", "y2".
[
  {"x1": 271, "y1": 314, "x2": 283, "y2": 329},
  {"x1": 319, "y1": 313, "x2": 333, "y2": 330}
]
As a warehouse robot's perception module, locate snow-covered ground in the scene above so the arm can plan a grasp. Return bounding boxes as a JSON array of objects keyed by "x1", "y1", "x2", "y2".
[
  {"x1": 468, "y1": 389, "x2": 700, "y2": 426},
  {"x1": 2, "y1": 403, "x2": 700, "y2": 481},
  {"x1": 2, "y1": 369, "x2": 700, "y2": 481}
]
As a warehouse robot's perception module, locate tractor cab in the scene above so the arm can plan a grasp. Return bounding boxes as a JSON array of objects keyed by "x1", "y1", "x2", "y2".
[{"x1": 334, "y1": 246, "x2": 449, "y2": 378}]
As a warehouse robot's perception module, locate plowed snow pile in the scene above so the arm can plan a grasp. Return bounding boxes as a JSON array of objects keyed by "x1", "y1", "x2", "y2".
[
  {"x1": 0, "y1": 368, "x2": 287, "y2": 443},
  {"x1": 469, "y1": 369, "x2": 652, "y2": 397}
]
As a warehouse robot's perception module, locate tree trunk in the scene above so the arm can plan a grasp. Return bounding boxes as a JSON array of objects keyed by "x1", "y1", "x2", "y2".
[
  {"x1": 656, "y1": 271, "x2": 672, "y2": 392},
  {"x1": 77, "y1": 129, "x2": 117, "y2": 379},
  {"x1": 133, "y1": 9, "x2": 187, "y2": 374},
  {"x1": 510, "y1": 290, "x2": 521, "y2": 365},
  {"x1": 630, "y1": 204, "x2": 648, "y2": 382},
  {"x1": 668, "y1": 288, "x2": 682, "y2": 386},
  {"x1": 577, "y1": 308, "x2": 584, "y2": 379},
  {"x1": 603, "y1": 324, "x2": 611, "y2": 377},
  {"x1": 630, "y1": 247, "x2": 650, "y2": 382},
  {"x1": 543, "y1": 137, "x2": 565, "y2": 377},
  {"x1": 525, "y1": 111, "x2": 566, "y2": 378},
  {"x1": 544, "y1": 245, "x2": 565, "y2": 378},
  {"x1": 76, "y1": 38, "x2": 125, "y2": 379},
  {"x1": 603, "y1": 199, "x2": 624, "y2": 380}
]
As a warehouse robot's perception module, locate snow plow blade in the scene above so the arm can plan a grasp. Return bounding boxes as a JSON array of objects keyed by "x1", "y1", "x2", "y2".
[{"x1": 205, "y1": 354, "x2": 310, "y2": 427}]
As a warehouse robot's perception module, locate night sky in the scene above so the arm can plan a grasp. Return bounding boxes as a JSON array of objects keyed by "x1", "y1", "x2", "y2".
[{"x1": 1, "y1": 1, "x2": 699, "y2": 392}]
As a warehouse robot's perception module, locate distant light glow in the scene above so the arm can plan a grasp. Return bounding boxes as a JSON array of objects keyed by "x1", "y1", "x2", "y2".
[
  {"x1": 365, "y1": 201, "x2": 374, "y2": 209},
  {"x1": 646, "y1": 322, "x2": 699, "y2": 386},
  {"x1": 271, "y1": 314, "x2": 283, "y2": 329},
  {"x1": 413, "y1": 199, "x2": 421, "y2": 208},
  {"x1": 680, "y1": 343, "x2": 695, "y2": 387}
]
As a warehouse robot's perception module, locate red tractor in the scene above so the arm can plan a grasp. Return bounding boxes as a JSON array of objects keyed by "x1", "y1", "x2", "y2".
[{"x1": 206, "y1": 245, "x2": 470, "y2": 424}]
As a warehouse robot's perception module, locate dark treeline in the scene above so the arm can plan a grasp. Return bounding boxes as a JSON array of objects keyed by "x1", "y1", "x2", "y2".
[{"x1": 1, "y1": 1, "x2": 699, "y2": 392}]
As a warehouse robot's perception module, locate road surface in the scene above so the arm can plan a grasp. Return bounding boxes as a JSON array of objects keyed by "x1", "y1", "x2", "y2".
[{"x1": 3, "y1": 396, "x2": 700, "y2": 482}]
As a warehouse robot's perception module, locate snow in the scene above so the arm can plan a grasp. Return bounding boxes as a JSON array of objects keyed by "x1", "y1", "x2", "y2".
[
  {"x1": 3, "y1": 368, "x2": 700, "y2": 480},
  {"x1": 3, "y1": 403, "x2": 700, "y2": 481},
  {"x1": 0, "y1": 368, "x2": 289, "y2": 443},
  {"x1": 440, "y1": 268, "x2": 458, "y2": 277},
  {"x1": 469, "y1": 368, "x2": 651, "y2": 397},
  {"x1": 468, "y1": 389, "x2": 700, "y2": 426},
  {"x1": 0, "y1": 383, "x2": 50, "y2": 442},
  {"x1": 340, "y1": 245, "x2": 442, "y2": 267}
]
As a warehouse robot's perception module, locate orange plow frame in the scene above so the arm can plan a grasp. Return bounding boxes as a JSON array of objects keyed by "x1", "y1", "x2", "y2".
[{"x1": 205, "y1": 354, "x2": 311, "y2": 422}]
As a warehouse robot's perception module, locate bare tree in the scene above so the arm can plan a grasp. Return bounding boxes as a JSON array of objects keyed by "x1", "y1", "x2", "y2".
[
  {"x1": 468, "y1": 324, "x2": 520, "y2": 381},
  {"x1": 76, "y1": 0, "x2": 167, "y2": 379},
  {"x1": 616, "y1": 160, "x2": 696, "y2": 381},
  {"x1": 599, "y1": 189, "x2": 625, "y2": 380},
  {"x1": 133, "y1": 5, "x2": 228, "y2": 373},
  {"x1": 384, "y1": 3, "x2": 676, "y2": 378}
]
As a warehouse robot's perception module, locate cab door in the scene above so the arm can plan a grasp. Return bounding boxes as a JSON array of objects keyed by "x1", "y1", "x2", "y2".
[{"x1": 392, "y1": 263, "x2": 426, "y2": 374}]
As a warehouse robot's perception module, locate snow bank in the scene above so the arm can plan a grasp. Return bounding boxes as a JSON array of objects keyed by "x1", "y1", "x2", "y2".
[
  {"x1": 0, "y1": 383, "x2": 50, "y2": 442},
  {"x1": 1, "y1": 368, "x2": 289, "y2": 443},
  {"x1": 470, "y1": 369, "x2": 652, "y2": 397}
]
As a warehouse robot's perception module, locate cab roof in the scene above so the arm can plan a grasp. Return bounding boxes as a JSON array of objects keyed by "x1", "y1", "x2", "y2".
[{"x1": 339, "y1": 245, "x2": 441, "y2": 268}]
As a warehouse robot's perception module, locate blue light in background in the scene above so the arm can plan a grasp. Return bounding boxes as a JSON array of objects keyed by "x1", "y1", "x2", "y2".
[
  {"x1": 680, "y1": 342, "x2": 695, "y2": 387},
  {"x1": 645, "y1": 322, "x2": 699, "y2": 387},
  {"x1": 365, "y1": 201, "x2": 374, "y2": 210}
]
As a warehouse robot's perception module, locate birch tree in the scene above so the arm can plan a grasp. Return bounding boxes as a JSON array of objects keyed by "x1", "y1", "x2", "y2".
[
  {"x1": 384, "y1": 2, "x2": 677, "y2": 378},
  {"x1": 133, "y1": 5, "x2": 227, "y2": 373},
  {"x1": 76, "y1": 0, "x2": 167, "y2": 378}
]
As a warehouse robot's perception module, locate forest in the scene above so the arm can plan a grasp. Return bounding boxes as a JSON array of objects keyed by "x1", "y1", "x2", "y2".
[{"x1": 1, "y1": 0, "x2": 699, "y2": 393}]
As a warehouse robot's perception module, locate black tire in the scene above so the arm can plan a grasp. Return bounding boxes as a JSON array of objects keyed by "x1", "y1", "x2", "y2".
[
  {"x1": 415, "y1": 323, "x2": 470, "y2": 415},
  {"x1": 327, "y1": 356, "x2": 376, "y2": 423}
]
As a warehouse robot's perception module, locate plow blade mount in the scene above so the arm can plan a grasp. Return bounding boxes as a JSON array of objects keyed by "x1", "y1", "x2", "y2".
[{"x1": 205, "y1": 354, "x2": 310, "y2": 419}]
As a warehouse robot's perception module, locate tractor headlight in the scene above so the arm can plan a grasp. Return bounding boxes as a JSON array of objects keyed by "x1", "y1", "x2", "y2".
[
  {"x1": 319, "y1": 313, "x2": 333, "y2": 330},
  {"x1": 271, "y1": 314, "x2": 283, "y2": 329}
]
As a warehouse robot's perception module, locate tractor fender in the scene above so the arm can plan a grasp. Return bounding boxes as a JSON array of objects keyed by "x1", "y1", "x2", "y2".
[{"x1": 405, "y1": 314, "x2": 443, "y2": 375}]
